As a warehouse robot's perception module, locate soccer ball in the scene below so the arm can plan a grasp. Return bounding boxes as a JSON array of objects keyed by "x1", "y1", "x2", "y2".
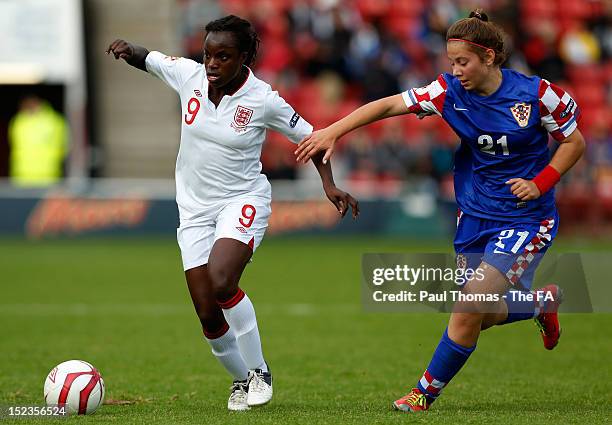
[{"x1": 43, "y1": 360, "x2": 105, "y2": 415}]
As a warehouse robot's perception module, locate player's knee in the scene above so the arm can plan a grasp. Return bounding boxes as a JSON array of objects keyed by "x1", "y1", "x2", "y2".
[
  {"x1": 208, "y1": 264, "x2": 239, "y2": 302},
  {"x1": 452, "y1": 311, "x2": 484, "y2": 331},
  {"x1": 454, "y1": 298, "x2": 488, "y2": 315}
]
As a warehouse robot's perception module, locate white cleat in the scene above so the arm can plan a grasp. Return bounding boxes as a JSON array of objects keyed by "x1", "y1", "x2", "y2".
[
  {"x1": 227, "y1": 379, "x2": 250, "y2": 411},
  {"x1": 247, "y1": 367, "x2": 273, "y2": 406}
]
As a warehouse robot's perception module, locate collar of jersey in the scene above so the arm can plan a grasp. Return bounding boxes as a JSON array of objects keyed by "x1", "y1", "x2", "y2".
[
  {"x1": 224, "y1": 66, "x2": 254, "y2": 97},
  {"x1": 465, "y1": 68, "x2": 507, "y2": 101}
]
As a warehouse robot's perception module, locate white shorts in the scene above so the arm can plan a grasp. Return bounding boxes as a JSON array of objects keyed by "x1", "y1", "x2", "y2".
[{"x1": 177, "y1": 196, "x2": 271, "y2": 271}]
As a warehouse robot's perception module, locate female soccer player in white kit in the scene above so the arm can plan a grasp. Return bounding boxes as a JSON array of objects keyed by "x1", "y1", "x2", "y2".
[{"x1": 107, "y1": 15, "x2": 358, "y2": 411}]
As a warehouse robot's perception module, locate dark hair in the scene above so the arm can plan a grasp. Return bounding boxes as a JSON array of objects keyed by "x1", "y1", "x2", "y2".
[
  {"x1": 205, "y1": 15, "x2": 260, "y2": 66},
  {"x1": 446, "y1": 8, "x2": 508, "y2": 66}
]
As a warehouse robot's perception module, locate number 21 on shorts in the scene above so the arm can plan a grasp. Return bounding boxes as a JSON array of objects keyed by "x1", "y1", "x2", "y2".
[
  {"x1": 239, "y1": 204, "x2": 256, "y2": 228},
  {"x1": 494, "y1": 229, "x2": 530, "y2": 254}
]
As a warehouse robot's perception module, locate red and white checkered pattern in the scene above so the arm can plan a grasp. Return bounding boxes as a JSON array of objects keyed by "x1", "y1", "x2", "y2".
[
  {"x1": 402, "y1": 74, "x2": 447, "y2": 118},
  {"x1": 505, "y1": 219, "x2": 555, "y2": 285},
  {"x1": 539, "y1": 79, "x2": 580, "y2": 142},
  {"x1": 533, "y1": 290, "x2": 547, "y2": 317},
  {"x1": 419, "y1": 369, "x2": 446, "y2": 396}
]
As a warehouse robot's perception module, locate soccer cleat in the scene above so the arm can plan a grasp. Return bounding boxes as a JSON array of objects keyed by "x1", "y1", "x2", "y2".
[
  {"x1": 227, "y1": 379, "x2": 249, "y2": 411},
  {"x1": 247, "y1": 366, "x2": 273, "y2": 406},
  {"x1": 534, "y1": 284, "x2": 563, "y2": 350},
  {"x1": 393, "y1": 388, "x2": 430, "y2": 412}
]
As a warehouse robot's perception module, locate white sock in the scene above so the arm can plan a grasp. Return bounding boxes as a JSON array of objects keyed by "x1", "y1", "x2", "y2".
[
  {"x1": 220, "y1": 289, "x2": 268, "y2": 372},
  {"x1": 205, "y1": 325, "x2": 249, "y2": 381}
]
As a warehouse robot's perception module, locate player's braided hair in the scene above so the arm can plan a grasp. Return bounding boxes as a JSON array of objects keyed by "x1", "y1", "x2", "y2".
[
  {"x1": 205, "y1": 15, "x2": 260, "y2": 66},
  {"x1": 446, "y1": 8, "x2": 508, "y2": 66}
]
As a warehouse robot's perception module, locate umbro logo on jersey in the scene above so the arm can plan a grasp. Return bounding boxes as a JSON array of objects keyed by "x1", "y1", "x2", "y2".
[
  {"x1": 510, "y1": 102, "x2": 531, "y2": 127},
  {"x1": 194, "y1": 90, "x2": 202, "y2": 97},
  {"x1": 236, "y1": 226, "x2": 247, "y2": 234},
  {"x1": 453, "y1": 103, "x2": 468, "y2": 111}
]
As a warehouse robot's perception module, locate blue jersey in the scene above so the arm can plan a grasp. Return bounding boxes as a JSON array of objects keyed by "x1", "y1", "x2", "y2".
[{"x1": 402, "y1": 69, "x2": 580, "y2": 222}]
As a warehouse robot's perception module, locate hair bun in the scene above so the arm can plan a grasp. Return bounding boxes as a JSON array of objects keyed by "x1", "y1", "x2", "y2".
[{"x1": 469, "y1": 9, "x2": 489, "y2": 21}]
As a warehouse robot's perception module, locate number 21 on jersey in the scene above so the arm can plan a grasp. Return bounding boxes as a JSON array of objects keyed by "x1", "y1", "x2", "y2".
[{"x1": 478, "y1": 134, "x2": 509, "y2": 156}]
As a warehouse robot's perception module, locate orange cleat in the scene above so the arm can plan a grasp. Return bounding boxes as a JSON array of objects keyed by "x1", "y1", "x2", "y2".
[
  {"x1": 534, "y1": 284, "x2": 563, "y2": 350},
  {"x1": 393, "y1": 388, "x2": 430, "y2": 412}
]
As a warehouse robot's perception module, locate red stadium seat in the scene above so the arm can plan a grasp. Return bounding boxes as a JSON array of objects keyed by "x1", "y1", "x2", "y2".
[
  {"x1": 573, "y1": 83, "x2": 606, "y2": 108},
  {"x1": 557, "y1": 0, "x2": 594, "y2": 19},
  {"x1": 566, "y1": 64, "x2": 604, "y2": 84},
  {"x1": 577, "y1": 106, "x2": 612, "y2": 137},
  {"x1": 388, "y1": 0, "x2": 424, "y2": 17},
  {"x1": 385, "y1": 16, "x2": 422, "y2": 39},
  {"x1": 604, "y1": 61, "x2": 612, "y2": 83},
  {"x1": 521, "y1": 0, "x2": 557, "y2": 17},
  {"x1": 355, "y1": 0, "x2": 390, "y2": 19}
]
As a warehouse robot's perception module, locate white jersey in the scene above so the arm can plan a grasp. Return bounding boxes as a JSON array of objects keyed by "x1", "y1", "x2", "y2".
[{"x1": 145, "y1": 51, "x2": 313, "y2": 224}]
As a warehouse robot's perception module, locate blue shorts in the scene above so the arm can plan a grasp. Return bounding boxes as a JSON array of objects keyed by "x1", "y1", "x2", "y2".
[{"x1": 454, "y1": 210, "x2": 559, "y2": 290}]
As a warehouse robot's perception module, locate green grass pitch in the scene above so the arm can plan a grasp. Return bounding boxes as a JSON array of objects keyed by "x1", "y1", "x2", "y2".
[{"x1": 0, "y1": 236, "x2": 610, "y2": 424}]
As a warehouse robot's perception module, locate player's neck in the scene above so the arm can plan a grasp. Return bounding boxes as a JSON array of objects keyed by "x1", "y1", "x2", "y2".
[
  {"x1": 474, "y1": 68, "x2": 502, "y2": 97},
  {"x1": 209, "y1": 66, "x2": 249, "y2": 100}
]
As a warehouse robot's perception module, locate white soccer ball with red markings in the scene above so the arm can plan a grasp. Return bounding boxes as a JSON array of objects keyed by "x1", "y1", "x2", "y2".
[{"x1": 43, "y1": 360, "x2": 105, "y2": 415}]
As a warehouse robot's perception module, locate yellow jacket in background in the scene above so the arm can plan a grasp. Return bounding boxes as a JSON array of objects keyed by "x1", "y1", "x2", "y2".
[{"x1": 8, "y1": 102, "x2": 68, "y2": 187}]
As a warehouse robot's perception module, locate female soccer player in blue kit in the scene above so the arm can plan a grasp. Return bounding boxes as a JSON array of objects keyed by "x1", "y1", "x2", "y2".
[{"x1": 295, "y1": 9, "x2": 585, "y2": 412}]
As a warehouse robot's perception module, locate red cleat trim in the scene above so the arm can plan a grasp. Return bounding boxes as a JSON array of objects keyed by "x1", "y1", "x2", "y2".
[{"x1": 534, "y1": 284, "x2": 563, "y2": 350}]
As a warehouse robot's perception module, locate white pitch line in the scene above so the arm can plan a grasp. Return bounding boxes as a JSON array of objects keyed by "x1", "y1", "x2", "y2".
[{"x1": 0, "y1": 303, "x2": 359, "y2": 316}]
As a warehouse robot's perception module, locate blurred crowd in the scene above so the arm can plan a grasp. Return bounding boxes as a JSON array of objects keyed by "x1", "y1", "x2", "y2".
[{"x1": 178, "y1": 0, "x2": 612, "y2": 214}]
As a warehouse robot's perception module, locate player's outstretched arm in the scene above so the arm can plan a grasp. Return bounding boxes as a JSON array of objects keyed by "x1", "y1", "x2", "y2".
[
  {"x1": 506, "y1": 129, "x2": 586, "y2": 201},
  {"x1": 295, "y1": 94, "x2": 407, "y2": 164},
  {"x1": 106, "y1": 39, "x2": 150, "y2": 72},
  {"x1": 310, "y1": 151, "x2": 359, "y2": 219}
]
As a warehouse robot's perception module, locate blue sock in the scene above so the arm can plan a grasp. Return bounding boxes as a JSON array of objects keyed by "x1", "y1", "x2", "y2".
[
  {"x1": 499, "y1": 289, "x2": 537, "y2": 325},
  {"x1": 416, "y1": 328, "x2": 475, "y2": 403}
]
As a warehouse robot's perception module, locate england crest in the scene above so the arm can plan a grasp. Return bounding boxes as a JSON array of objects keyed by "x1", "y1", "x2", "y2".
[
  {"x1": 510, "y1": 102, "x2": 531, "y2": 128},
  {"x1": 233, "y1": 105, "x2": 253, "y2": 129}
]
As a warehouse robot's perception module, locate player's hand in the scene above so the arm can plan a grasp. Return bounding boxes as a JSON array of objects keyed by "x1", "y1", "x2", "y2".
[
  {"x1": 106, "y1": 39, "x2": 135, "y2": 61},
  {"x1": 506, "y1": 178, "x2": 541, "y2": 201},
  {"x1": 324, "y1": 185, "x2": 359, "y2": 219},
  {"x1": 295, "y1": 129, "x2": 337, "y2": 164}
]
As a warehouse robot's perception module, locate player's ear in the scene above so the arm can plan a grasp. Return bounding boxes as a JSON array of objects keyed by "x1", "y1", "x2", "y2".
[
  {"x1": 485, "y1": 49, "x2": 495, "y2": 67},
  {"x1": 240, "y1": 51, "x2": 248, "y2": 66}
]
